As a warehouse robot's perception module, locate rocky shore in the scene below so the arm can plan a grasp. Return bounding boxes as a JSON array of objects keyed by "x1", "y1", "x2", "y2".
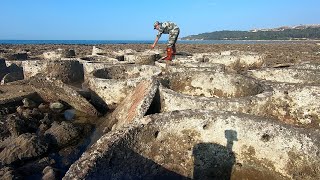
[
  {"x1": 1, "y1": 43, "x2": 320, "y2": 65},
  {"x1": 0, "y1": 42, "x2": 320, "y2": 179}
]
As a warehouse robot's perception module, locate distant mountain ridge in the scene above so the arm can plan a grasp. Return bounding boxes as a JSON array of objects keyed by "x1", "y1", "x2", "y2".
[
  {"x1": 182, "y1": 24, "x2": 320, "y2": 40},
  {"x1": 249, "y1": 24, "x2": 320, "y2": 32}
]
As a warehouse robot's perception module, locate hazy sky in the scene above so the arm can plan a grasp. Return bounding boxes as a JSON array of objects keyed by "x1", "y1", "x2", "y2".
[{"x1": 1, "y1": 0, "x2": 319, "y2": 40}]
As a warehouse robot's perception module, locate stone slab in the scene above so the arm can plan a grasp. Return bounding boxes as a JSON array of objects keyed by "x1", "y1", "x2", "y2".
[
  {"x1": 0, "y1": 85, "x2": 37, "y2": 106},
  {"x1": 29, "y1": 75, "x2": 100, "y2": 116},
  {"x1": 108, "y1": 79, "x2": 159, "y2": 130}
]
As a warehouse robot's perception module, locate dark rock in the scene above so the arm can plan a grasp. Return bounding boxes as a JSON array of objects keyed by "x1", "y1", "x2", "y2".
[
  {"x1": 40, "y1": 113, "x2": 53, "y2": 126},
  {"x1": 6, "y1": 52, "x2": 28, "y2": 60},
  {"x1": 25, "y1": 118, "x2": 42, "y2": 133},
  {"x1": 0, "y1": 117, "x2": 11, "y2": 140},
  {"x1": 63, "y1": 49, "x2": 76, "y2": 58},
  {"x1": 38, "y1": 123, "x2": 50, "y2": 135},
  {"x1": 31, "y1": 108, "x2": 43, "y2": 119},
  {"x1": 7, "y1": 112, "x2": 40, "y2": 134},
  {"x1": 29, "y1": 76, "x2": 100, "y2": 116},
  {"x1": 7, "y1": 63, "x2": 23, "y2": 74},
  {"x1": 16, "y1": 106, "x2": 24, "y2": 115},
  {"x1": 0, "y1": 117, "x2": 11, "y2": 141},
  {"x1": 44, "y1": 121, "x2": 82, "y2": 148},
  {"x1": 0, "y1": 167, "x2": 21, "y2": 180},
  {"x1": 58, "y1": 145, "x2": 82, "y2": 169},
  {"x1": 115, "y1": 55, "x2": 125, "y2": 61},
  {"x1": 0, "y1": 49, "x2": 7, "y2": 53},
  {"x1": 38, "y1": 103, "x2": 50, "y2": 113},
  {"x1": 6, "y1": 114, "x2": 25, "y2": 136},
  {"x1": 42, "y1": 166, "x2": 59, "y2": 180},
  {"x1": 17, "y1": 157, "x2": 55, "y2": 177},
  {"x1": 21, "y1": 108, "x2": 33, "y2": 119},
  {"x1": 0, "y1": 107, "x2": 12, "y2": 116},
  {"x1": 22, "y1": 98, "x2": 37, "y2": 108},
  {"x1": 0, "y1": 133, "x2": 48, "y2": 165},
  {"x1": 0, "y1": 58, "x2": 8, "y2": 81},
  {"x1": 0, "y1": 71, "x2": 24, "y2": 85}
]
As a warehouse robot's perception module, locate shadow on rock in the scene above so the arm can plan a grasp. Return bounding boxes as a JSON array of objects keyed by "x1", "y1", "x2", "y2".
[{"x1": 193, "y1": 130, "x2": 237, "y2": 180}]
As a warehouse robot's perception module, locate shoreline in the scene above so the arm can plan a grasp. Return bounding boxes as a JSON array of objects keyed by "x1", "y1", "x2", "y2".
[
  {"x1": 179, "y1": 39, "x2": 320, "y2": 42},
  {"x1": 1, "y1": 43, "x2": 319, "y2": 66},
  {"x1": 1, "y1": 39, "x2": 320, "y2": 45}
]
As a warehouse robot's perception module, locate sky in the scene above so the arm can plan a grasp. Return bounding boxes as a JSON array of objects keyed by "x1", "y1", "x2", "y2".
[{"x1": 0, "y1": 0, "x2": 319, "y2": 40}]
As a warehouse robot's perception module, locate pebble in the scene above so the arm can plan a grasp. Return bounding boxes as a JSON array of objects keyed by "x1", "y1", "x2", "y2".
[{"x1": 49, "y1": 102, "x2": 64, "y2": 112}]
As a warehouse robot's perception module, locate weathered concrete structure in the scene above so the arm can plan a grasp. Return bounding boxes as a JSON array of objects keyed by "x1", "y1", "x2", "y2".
[
  {"x1": 22, "y1": 60, "x2": 46, "y2": 78},
  {"x1": 1, "y1": 47, "x2": 320, "y2": 179},
  {"x1": 161, "y1": 71, "x2": 263, "y2": 98},
  {"x1": 155, "y1": 60, "x2": 226, "y2": 73},
  {"x1": 292, "y1": 62, "x2": 320, "y2": 70},
  {"x1": 43, "y1": 49, "x2": 76, "y2": 60},
  {"x1": 43, "y1": 50, "x2": 63, "y2": 60},
  {"x1": 87, "y1": 64, "x2": 161, "y2": 109},
  {"x1": 124, "y1": 51, "x2": 160, "y2": 65},
  {"x1": 247, "y1": 68, "x2": 320, "y2": 84},
  {"x1": 64, "y1": 110, "x2": 320, "y2": 180},
  {"x1": 0, "y1": 85, "x2": 37, "y2": 106},
  {"x1": 28, "y1": 76, "x2": 100, "y2": 116},
  {"x1": 105, "y1": 79, "x2": 159, "y2": 131},
  {"x1": 21, "y1": 60, "x2": 84, "y2": 84},
  {"x1": 190, "y1": 51, "x2": 266, "y2": 71},
  {"x1": 82, "y1": 61, "x2": 126, "y2": 82}
]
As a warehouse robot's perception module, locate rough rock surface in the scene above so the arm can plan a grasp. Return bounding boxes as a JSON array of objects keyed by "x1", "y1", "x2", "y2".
[
  {"x1": 43, "y1": 50, "x2": 64, "y2": 60},
  {"x1": 44, "y1": 121, "x2": 82, "y2": 148},
  {"x1": 0, "y1": 85, "x2": 37, "y2": 106},
  {"x1": 87, "y1": 65, "x2": 161, "y2": 109},
  {"x1": 106, "y1": 79, "x2": 159, "y2": 130},
  {"x1": 1, "y1": 72, "x2": 24, "y2": 85},
  {"x1": 5, "y1": 52, "x2": 28, "y2": 60},
  {"x1": 45, "y1": 60, "x2": 83, "y2": 84},
  {"x1": 0, "y1": 133, "x2": 48, "y2": 165},
  {"x1": 0, "y1": 44, "x2": 320, "y2": 179},
  {"x1": 64, "y1": 110, "x2": 320, "y2": 180},
  {"x1": 0, "y1": 167, "x2": 21, "y2": 180},
  {"x1": 42, "y1": 166, "x2": 59, "y2": 180},
  {"x1": 29, "y1": 75, "x2": 100, "y2": 116},
  {"x1": 6, "y1": 114, "x2": 26, "y2": 136},
  {"x1": 0, "y1": 58, "x2": 8, "y2": 81},
  {"x1": 247, "y1": 68, "x2": 320, "y2": 84}
]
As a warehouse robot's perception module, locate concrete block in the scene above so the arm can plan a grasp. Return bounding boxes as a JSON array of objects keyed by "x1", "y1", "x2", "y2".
[
  {"x1": 29, "y1": 75, "x2": 100, "y2": 116},
  {"x1": 247, "y1": 68, "x2": 320, "y2": 84},
  {"x1": 108, "y1": 79, "x2": 159, "y2": 130},
  {"x1": 64, "y1": 110, "x2": 320, "y2": 179},
  {"x1": 87, "y1": 65, "x2": 161, "y2": 109}
]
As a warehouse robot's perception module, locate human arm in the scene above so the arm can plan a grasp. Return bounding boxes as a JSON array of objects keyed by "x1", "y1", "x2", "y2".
[
  {"x1": 151, "y1": 24, "x2": 164, "y2": 49},
  {"x1": 151, "y1": 36, "x2": 160, "y2": 49}
]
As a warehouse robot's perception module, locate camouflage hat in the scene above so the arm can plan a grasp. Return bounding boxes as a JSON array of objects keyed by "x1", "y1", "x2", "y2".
[{"x1": 153, "y1": 21, "x2": 159, "y2": 29}]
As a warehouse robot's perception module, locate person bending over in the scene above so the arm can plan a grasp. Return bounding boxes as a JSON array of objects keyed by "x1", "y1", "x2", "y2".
[{"x1": 152, "y1": 21, "x2": 180, "y2": 61}]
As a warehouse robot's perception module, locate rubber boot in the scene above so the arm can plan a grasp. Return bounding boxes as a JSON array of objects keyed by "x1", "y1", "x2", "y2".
[
  {"x1": 164, "y1": 47, "x2": 173, "y2": 61},
  {"x1": 172, "y1": 44, "x2": 177, "y2": 55}
]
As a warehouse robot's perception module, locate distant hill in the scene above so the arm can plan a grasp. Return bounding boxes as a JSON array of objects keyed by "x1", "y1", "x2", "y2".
[{"x1": 182, "y1": 24, "x2": 320, "y2": 40}]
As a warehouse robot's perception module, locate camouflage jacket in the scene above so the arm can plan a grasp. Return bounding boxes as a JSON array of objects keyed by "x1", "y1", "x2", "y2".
[{"x1": 157, "y1": 21, "x2": 180, "y2": 38}]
